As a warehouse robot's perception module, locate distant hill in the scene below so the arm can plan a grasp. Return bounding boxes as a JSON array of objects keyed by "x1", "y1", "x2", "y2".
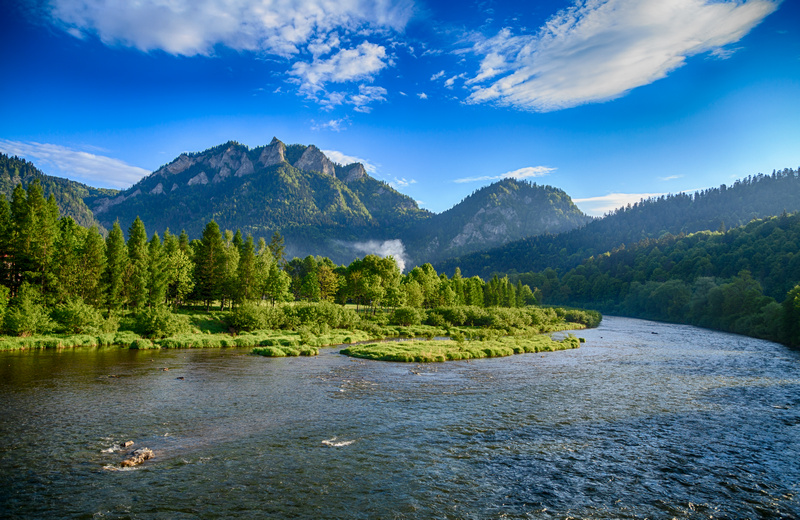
[
  {"x1": 403, "y1": 178, "x2": 590, "y2": 265},
  {"x1": 435, "y1": 168, "x2": 800, "y2": 278},
  {"x1": 516, "y1": 211, "x2": 800, "y2": 343},
  {"x1": 90, "y1": 139, "x2": 589, "y2": 266},
  {"x1": 0, "y1": 153, "x2": 114, "y2": 231}
]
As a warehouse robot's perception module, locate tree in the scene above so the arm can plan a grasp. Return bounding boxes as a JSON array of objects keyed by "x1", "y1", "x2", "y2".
[
  {"x1": 147, "y1": 232, "x2": 169, "y2": 307},
  {"x1": 268, "y1": 231, "x2": 286, "y2": 265},
  {"x1": 79, "y1": 226, "x2": 106, "y2": 307},
  {"x1": 51, "y1": 217, "x2": 84, "y2": 303},
  {"x1": 103, "y1": 221, "x2": 128, "y2": 312},
  {"x1": 235, "y1": 234, "x2": 257, "y2": 303},
  {"x1": 264, "y1": 262, "x2": 291, "y2": 306},
  {"x1": 126, "y1": 217, "x2": 149, "y2": 309},
  {"x1": 193, "y1": 221, "x2": 226, "y2": 311},
  {"x1": 162, "y1": 230, "x2": 194, "y2": 306}
]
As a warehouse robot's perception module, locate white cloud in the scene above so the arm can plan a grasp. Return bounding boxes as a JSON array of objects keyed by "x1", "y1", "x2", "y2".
[
  {"x1": 0, "y1": 140, "x2": 149, "y2": 189},
  {"x1": 466, "y1": 0, "x2": 779, "y2": 112},
  {"x1": 348, "y1": 85, "x2": 387, "y2": 112},
  {"x1": 573, "y1": 191, "x2": 666, "y2": 216},
  {"x1": 431, "y1": 70, "x2": 445, "y2": 80},
  {"x1": 321, "y1": 150, "x2": 378, "y2": 173},
  {"x1": 49, "y1": 0, "x2": 412, "y2": 110},
  {"x1": 417, "y1": 92, "x2": 428, "y2": 99},
  {"x1": 49, "y1": 0, "x2": 414, "y2": 57},
  {"x1": 389, "y1": 177, "x2": 417, "y2": 189},
  {"x1": 312, "y1": 118, "x2": 349, "y2": 132},
  {"x1": 291, "y1": 42, "x2": 389, "y2": 91},
  {"x1": 659, "y1": 174, "x2": 684, "y2": 181},
  {"x1": 454, "y1": 165, "x2": 555, "y2": 183}
]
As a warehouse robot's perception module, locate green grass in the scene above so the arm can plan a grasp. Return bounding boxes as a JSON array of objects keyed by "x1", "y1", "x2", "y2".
[{"x1": 340, "y1": 334, "x2": 581, "y2": 363}]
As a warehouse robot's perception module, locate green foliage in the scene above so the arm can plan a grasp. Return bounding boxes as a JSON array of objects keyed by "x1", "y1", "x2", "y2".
[
  {"x1": 51, "y1": 298, "x2": 116, "y2": 334},
  {"x1": 134, "y1": 305, "x2": 192, "y2": 339},
  {"x1": 440, "y1": 168, "x2": 800, "y2": 279},
  {"x1": 391, "y1": 307, "x2": 424, "y2": 326},
  {"x1": 3, "y1": 283, "x2": 54, "y2": 336},
  {"x1": 340, "y1": 334, "x2": 579, "y2": 363}
]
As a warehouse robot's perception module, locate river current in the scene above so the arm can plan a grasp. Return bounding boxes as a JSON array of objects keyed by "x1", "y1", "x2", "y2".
[{"x1": 0, "y1": 316, "x2": 798, "y2": 519}]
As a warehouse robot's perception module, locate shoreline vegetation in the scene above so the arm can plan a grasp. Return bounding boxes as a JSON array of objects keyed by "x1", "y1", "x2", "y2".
[
  {"x1": 0, "y1": 301, "x2": 599, "y2": 362},
  {"x1": 0, "y1": 180, "x2": 601, "y2": 362}
]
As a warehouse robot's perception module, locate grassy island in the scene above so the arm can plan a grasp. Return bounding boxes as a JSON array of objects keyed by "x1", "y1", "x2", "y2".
[{"x1": 341, "y1": 334, "x2": 581, "y2": 363}]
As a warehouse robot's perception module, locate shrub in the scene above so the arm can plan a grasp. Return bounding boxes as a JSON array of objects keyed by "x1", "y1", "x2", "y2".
[
  {"x1": 129, "y1": 338, "x2": 155, "y2": 350},
  {"x1": 391, "y1": 307, "x2": 424, "y2": 326},
  {"x1": 3, "y1": 284, "x2": 54, "y2": 336},
  {"x1": 135, "y1": 305, "x2": 192, "y2": 339},
  {"x1": 425, "y1": 311, "x2": 446, "y2": 327},
  {"x1": 228, "y1": 302, "x2": 267, "y2": 332},
  {"x1": 51, "y1": 298, "x2": 112, "y2": 334}
]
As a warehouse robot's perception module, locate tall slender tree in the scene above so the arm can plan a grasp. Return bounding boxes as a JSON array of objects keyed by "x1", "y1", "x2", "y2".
[
  {"x1": 103, "y1": 221, "x2": 128, "y2": 312},
  {"x1": 126, "y1": 217, "x2": 149, "y2": 309}
]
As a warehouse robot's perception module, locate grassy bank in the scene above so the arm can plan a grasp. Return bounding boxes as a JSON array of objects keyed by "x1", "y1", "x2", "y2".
[{"x1": 340, "y1": 334, "x2": 582, "y2": 362}]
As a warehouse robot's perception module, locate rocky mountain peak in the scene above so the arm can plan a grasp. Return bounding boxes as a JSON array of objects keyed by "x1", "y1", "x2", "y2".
[
  {"x1": 293, "y1": 145, "x2": 335, "y2": 177},
  {"x1": 259, "y1": 137, "x2": 286, "y2": 167},
  {"x1": 342, "y1": 163, "x2": 367, "y2": 183}
]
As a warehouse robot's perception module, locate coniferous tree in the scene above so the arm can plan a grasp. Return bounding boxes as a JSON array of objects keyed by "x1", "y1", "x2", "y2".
[
  {"x1": 194, "y1": 221, "x2": 226, "y2": 310},
  {"x1": 103, "y1": 221, "x2": 128, "y2": 312},
  {"x1": 236, "y1": 234, "x2": 257, "y2": 302},
  {"x1": 51, "y1": 217, "x2": 84, "y2": 303},
  {"x1": 147, "y1": 232, "x2": 169, "y2": 307},
  {"x1": 0, "y1": 194, "x2": 13, "y2": 287},
  {"x1": 80, "y1": 226, "x2": 106, "y2": 307},
  {"x1": 126, "y1": 217, "x2": 149, "y2": 309}
]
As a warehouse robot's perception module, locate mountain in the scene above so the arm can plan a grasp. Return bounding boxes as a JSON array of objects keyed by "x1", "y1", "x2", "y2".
[
  {"x1": 90, "y1": 139, "x2": 589, "y2": 266},
  {"x1": 403, "y1": 179, "x2": 590, "y2": 265},
  {"x1": 435, "y1": 168, "x2": 800, "y2": 278},
  {"x1": 0, "y1": 153, "x2": 114, "y2": 230}
]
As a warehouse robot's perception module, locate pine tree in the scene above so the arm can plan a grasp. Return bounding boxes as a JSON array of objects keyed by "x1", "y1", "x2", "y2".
[
  {"x1": 126, "y1": 217, "x2": 149, "y2": 309},
  {"x1": 236, "y1": 234, "x2": 257, "y2": 302},
  {"x1": 103, "y1": 221, "x2": 128, "y2": 312},
  {"x1": 80, "y1": 226, "x2": 106, "y2": 307},
  {"x1": 194, "y1": 221, "x2": 226, "y2": 310},
  {"x1": 51, "y1": 217, "x2": 83, "y2": 303},
  {"x1": 147, "y1": 232, "x2": 168, "y2": 307}
]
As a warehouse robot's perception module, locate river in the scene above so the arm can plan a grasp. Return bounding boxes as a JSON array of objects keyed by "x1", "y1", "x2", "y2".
[{"x1": 0, "y1": 316, "x2": 798, "y2": 519}]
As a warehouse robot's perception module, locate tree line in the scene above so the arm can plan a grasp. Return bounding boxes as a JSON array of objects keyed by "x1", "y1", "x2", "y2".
[
  {"x1": 0, "y1": 181, "x2": 539, "y2": 336},
  {"x1": 511, "y1": 211, "x2": 800, "y2": 347}
]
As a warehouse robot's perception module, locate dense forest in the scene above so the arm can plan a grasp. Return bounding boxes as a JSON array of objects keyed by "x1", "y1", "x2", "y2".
[
  {"x1": 0, "y1": 180, "x2": 582, "y2": 341},
  {"x1": 511, "y1": 212, "x2": 800, "y2": 346},
  {"x1": 0, "y1": 154, "x2": 115, "y2": 231},
  {"x1": 437, "y1": 168, "x2": 800, "y2": 278}
]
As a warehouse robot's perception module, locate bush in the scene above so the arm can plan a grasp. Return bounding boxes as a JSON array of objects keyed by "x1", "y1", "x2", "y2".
[
  {"x1": 228, "y1": 302, "x2": 267, "y2": 332},
  {"x1": 52, "y1": 298, "x2": 115, "y2": 334},
  {"x1": 3, "y1": 284, "x2": 54, "y2": 336},
  {"x1": 135, "y1": 305, "x2": 192, "y2": 339},
  {"x1": 425, "y1": 311, "x2": 446, "y2": 327},
  {"x1": 391, "y1": 307, "x2": 424, "y2": 326},
  {"x1": 129, "y1": 338, "x2": 155, "y2": 350}
]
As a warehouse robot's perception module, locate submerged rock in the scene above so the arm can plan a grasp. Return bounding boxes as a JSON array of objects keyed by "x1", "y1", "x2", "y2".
[{"x1": 120, "y1": 447, "x2": 154, "y2": 467}]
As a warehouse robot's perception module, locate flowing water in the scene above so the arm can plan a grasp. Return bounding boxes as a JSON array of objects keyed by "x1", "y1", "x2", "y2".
[{"x1": 1, "y1": 316, "x2": 798, "y2": 519}]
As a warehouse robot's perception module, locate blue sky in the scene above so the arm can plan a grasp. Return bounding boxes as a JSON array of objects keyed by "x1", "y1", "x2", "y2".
[{"x1": 1, "y1": 0, "x2": 798, "y2": 216}]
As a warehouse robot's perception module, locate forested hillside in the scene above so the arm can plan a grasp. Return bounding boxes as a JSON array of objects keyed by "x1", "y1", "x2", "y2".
[
  {"x1": 88, "y1": 140, "x2": 589, "y2": 266},
  {"x1": 403, "y1": 179, "x2": 590, "y2": 264},
  {"x1": 436, "y1": 168, "x2": 800, "y2": 278},
  {"x1": 0, "y1": 154, "x2": 114, "y2": 231},
  {"x1": 513, "y1": 211, "x2": 800, "y2": 345}
]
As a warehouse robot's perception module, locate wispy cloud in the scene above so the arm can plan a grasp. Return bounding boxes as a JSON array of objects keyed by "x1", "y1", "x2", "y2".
[
  {"x1": 312, "y1": 118, "x2": 349, "y2": 132},
  {"x1": 573, "y1": 191, "x2": 666, "y2": 216},
  {"x1": 48, "y1": 0, "x2": 413, "y2": 111},
  {"x1": 291, "y1": 42, "x2": 389, "y2": 93},
  {"x1": 454, "y1": 165, "x2": 555, "y2": 183},
  {"x1": 321, "y1": 149, "x2": 378, "y2": 173},
  {"x1": 417, "y1": 92, "x2": 428, "y2": 99},
  {"x1": 659, "y1": 174, "x2": 684, "y2": 181},
  {"x1": 465, "y1": 0, "x2": 779, "y2": 112},
  {"x1": 49, "y1": 0, "x2": 414, "y2": 56},
  {"x1": 0, "y1": 140, "x2": 149, "y2": 189}
]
